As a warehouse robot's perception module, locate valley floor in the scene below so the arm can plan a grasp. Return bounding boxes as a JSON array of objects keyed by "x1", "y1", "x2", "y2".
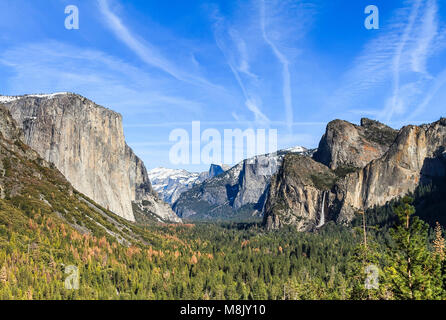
[{"x1": 1, "y1": 190, "x2": 446, "y2": 300}]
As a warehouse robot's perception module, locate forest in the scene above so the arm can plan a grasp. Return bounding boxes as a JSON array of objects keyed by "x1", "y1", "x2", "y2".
[
  {"x1": 1, "y1": 116, "x2": 444, "y2": 301},
  {"x1": 0, "y1": 177, "x2": 445, "y2": 300}
]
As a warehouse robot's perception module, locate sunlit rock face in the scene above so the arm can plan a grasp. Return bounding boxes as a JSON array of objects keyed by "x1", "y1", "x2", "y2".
[
  {"x1": 263, "y1": 154, "x2": 335, "y2": 232},
  {"x1": 263, "y1": 118, "x2": 446, "y2": 230},
  {"x1": 337, "y1": 119, "x2": 446, "y2": 223},
  {"x1": 1, "y1": 93, "x2": 179, "y2": 222},
  {"x1": 313, "y1": 118, "x2": 398, "y2": 170}
]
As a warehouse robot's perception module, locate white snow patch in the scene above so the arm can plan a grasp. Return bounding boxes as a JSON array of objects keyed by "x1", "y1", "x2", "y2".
[
  {"x1": 0, "y1": 92, "x2": 70, "y2": 104},
  {"x1": 285, "y1": 146, "x2": 307, "y2": 153}
]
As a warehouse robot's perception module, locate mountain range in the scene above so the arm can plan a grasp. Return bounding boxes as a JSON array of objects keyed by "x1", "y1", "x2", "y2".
[
  {"x1": 1, "y1": 92, "x2": 445, "y2": 232},
  {"x1": 172, "y1": 147, "x2": 312, "y2": 221},
  {"x1": 148, "y1": 164, "x2": 230, "y2": 204},
  {"x1": 264, "y1": 118, "x2": 446, "y2": 231}
]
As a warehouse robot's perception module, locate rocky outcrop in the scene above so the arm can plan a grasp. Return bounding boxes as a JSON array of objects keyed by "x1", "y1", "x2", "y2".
[
  {"x1": 1, "y1": 93, "x2": 179, "y2": 223},
  {"x1": 336, "y1": 118, "x2": 446, "y2": 223},
  {"x1": 263, "y1": 154, "x2": 336, "y2": 231},
  {"x1": 263, "y1": 118, "x2": 446, "y2": 230},
  {"x1": 313, "y1": 118, "x2": 398, "y2": 170},
  {"x1": 208, "y1": 164, "x2": 230, "y2": 178}
]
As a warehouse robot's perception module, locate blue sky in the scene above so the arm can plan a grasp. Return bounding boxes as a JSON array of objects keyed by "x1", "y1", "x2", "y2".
[{"x1": 0, "y1": 0, "x2": 445, "y2": 172}]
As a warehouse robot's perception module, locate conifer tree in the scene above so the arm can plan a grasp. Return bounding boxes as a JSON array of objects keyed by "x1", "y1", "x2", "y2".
[
  {"x1": 433, "y1": 222, "x2": 445, "y2": 260},
  {"x1": 432, "y1": 221, "x2": 446, "y2": 298},
  {"x1": 347, "y1": 210, "x2": 382, "y2": 300},
  {"x1": 385, "y1": 197, "x2": 442, "y2": 299},
  {"x1": 0, "y1": 266, "x2": 7, "y2": 284}
]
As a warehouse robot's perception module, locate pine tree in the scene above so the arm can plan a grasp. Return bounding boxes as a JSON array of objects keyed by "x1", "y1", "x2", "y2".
[
  {"x1": 385, "y1": 197, "x2": 442, "y2": 299},
  {"x1": 432, "y1": 222, "x2": 446, "y2": 298},
  {"x1": 0, "y1": 266, "x2": 7, "y2": 284},
  {"x1": 347, "y1": 210, "x2": 383, "y2": 300},
  {"x1": 433, "y1": 222, "x2": 445, "y2": 260}
]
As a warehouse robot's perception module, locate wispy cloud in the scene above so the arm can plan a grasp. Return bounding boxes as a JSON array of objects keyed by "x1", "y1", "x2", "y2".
[
  {"x1": 260, "y1": 0, "x2": 293, "y2": 133},
  {"x1": 211, "y1": 0, "x2": 315, "y2": 132},
  {"x1": 407, "y1": 67, "x2": 446, "y2": 120},
  {"x1": 386, "y1": 0, "x2": 423, "y2": 122},
  {"x1": 228, "y1": 29, "x2": 258, "y2": 80},
  {"x1": 212, "y1": 9, "x2": 270, "y2": 127},
  {"x1": 411, "y1": 0, "x2": 438, "y2": 74},
  {"x1": 331, "y1": 0, "x2": 444, "y2": 123},
  {"x1": 96, "y1": 0, "x2": 220, "y2": 90},
  {"x1": 0, "y1": 41, "x2": 205, "y2": 117}
]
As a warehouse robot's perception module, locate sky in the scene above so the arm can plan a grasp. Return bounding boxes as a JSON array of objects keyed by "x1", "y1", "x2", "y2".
[{"x1": 0, "y1": 0, "x2": 445, "y2": 172}]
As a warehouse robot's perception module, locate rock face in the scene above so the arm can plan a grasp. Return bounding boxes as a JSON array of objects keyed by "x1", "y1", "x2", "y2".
[
  {"x1": 263, "y1": 154, "x2": 336, "y2": 231},
  {"x1": 337, "y1": 118, "x2": 446, "y2": 223},
  {"x1": 0, "y1": 103, "x2": 148, "y2": 244},
  {"x1": 208, "y1": 164, "x2": 230, "y2": 178},
  {"x1": 148, "y1": 164, "x2": 230, "y2": 205},
  {"x1": 263, "y1": 118, "x2": 446, "y2": 230},
  {"x1": 173, "y1": 148, "x2": 308, "y2": 219},
  {"x1": 1, "y1": 93, "x2": 180, "y2": 223},
  {"x1": 313, "y1": 118, "x2": 398, "y2": 170}
]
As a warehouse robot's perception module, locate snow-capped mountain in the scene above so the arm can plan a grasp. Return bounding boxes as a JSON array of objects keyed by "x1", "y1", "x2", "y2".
[
  {"x1": 148, "y1": 164, "x2": 229, "y2": 204},
  {"x1": 173, "y1": 146, "x2": 310, "y2": 219}
]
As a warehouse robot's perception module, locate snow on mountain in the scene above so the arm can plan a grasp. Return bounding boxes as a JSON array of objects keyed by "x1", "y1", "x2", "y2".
[
  {"x1": 0, "y1": 92, "x2": 70, "y2": 104},
  {"x1": 149, "y1": 164, "x2": 231, "y2": 204},
  {"x1": 285, "y1": 146, "x2": 307, "y2": 153},
  {"x1": 148, "y1": 168, "x2": 203, "y2": 204},
  {"x1": 173, "y1": 146, "x2": 311, "y2": 219}
]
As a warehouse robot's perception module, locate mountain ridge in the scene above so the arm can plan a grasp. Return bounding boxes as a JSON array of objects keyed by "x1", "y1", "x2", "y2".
[
  {"x1": 264, "y1": 117, "x2": 446, "y2": 230},
  {"x1": 148, "y1": 164, "x2": 230, "y2": 204},
  {"x1": 172, "y1": 147, "x2": 310, "y2": 220}
]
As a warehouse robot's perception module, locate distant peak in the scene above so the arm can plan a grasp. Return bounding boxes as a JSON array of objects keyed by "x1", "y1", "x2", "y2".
[{"x1": 285, "y1": 146, "x2": 307, "y2": 153}]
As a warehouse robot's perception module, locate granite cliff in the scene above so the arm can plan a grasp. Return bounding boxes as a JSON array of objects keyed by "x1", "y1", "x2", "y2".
[
  {"x1": 0, "y1": 103, "x2": 149, "y2": 244},
  {"x1": 263, "y1": 154, "x2": 336, "y2": 231},
  {"x1": 336, "y1": 118, "x2": 446, "y2": 223},
  {"x1": 313, "y1": 118, "x2": 398, "y2": 170},
  {"x1": 264, "y1": 118, "x2": 446, "y2": 231},
  {"x1": 0, "y1": 93, "x2": 180, "y2": 223}
]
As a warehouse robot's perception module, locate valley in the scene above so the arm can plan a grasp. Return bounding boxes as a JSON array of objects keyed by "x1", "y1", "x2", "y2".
[{"x1": 0, "y1": 93, "x2": 445, "y2": 300}]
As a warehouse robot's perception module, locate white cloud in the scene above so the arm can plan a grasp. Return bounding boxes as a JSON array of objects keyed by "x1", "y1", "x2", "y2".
[
  {"x1": 96, "y1": 0, "x2": 220, "y2": 90},
  {"x1": 212, "y1": 10, "x2": 270, "y2": 127},
  {"x1": 411, "y1": 0, "x2": 438, "y2": 74},
  {"x1": 0, "y1": 41, "x2": 204, "y2": 117},
  {"x1": 260, "y1": 0, "x2": 293, "y2": 134},
  {"x1": 407, "y1": 67, "x2": 446, "y2": 120},
  {"x1": 330, "y1": 0, "x2": 443, "y2": 124}
]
